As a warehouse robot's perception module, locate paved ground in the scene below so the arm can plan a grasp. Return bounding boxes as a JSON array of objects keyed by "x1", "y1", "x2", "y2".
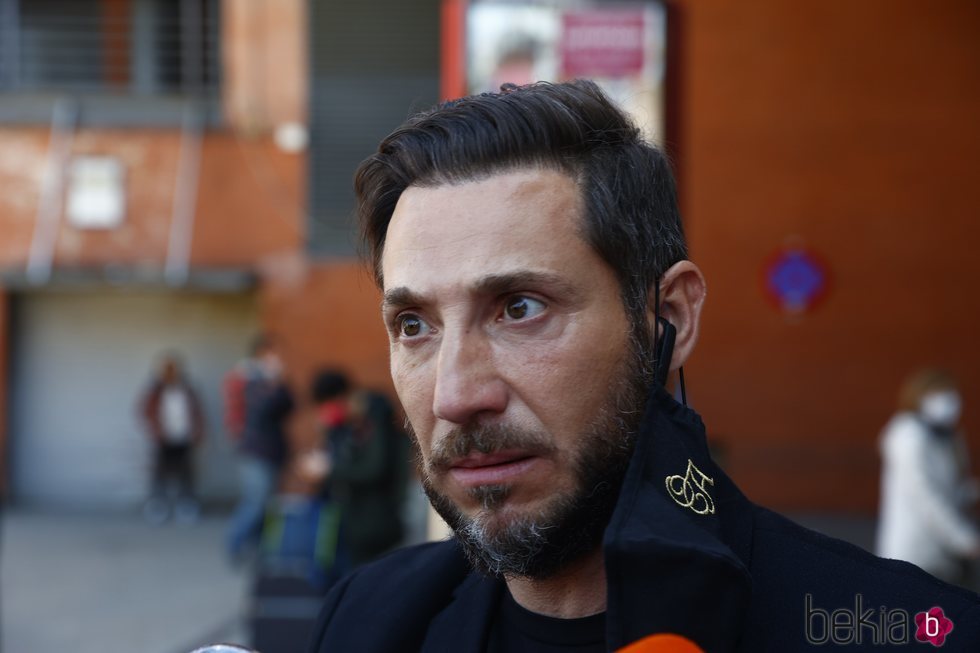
[
  {"x1": 1, "y1": 508, "x2": 250, "y2": 653},
  {"x1": 0, "y1": 506, "x2": 883, "y2": 653}
]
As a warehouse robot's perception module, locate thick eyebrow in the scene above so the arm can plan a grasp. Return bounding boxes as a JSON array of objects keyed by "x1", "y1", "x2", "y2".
[
  {"x1": 471, "y1": 271, "x2": 580, "y2": 300},
  {"x1": 382, "y1": 286, "x2": 426, "y2": 313},
  {"x1": 382, "y1": 271, "x2": 581, "y2": 314}
]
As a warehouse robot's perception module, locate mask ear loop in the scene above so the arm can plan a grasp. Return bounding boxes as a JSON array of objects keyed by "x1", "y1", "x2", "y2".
[{"x1": 654, "y1": 277, "x2": 688, "y2": 407}]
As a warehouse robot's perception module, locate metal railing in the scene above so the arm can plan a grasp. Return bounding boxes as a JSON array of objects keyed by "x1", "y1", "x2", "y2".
[{"x1": 0, "y1": 0, "x2": 219, "y2": 98}]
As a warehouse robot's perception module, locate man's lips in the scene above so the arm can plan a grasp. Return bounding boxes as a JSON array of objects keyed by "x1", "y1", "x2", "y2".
[{"x1": 447, "y1": 450, "x2": 541, "y2": 487}]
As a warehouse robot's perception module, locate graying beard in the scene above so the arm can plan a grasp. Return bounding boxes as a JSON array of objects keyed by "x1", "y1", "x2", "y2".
[
  {"x1": 468, "y1": 484, "x2": 509, "y2": 511},
  {"x1": 460, "y1": 515, "x2": 549, "y2": 577},
  {"x1": 414, "y1": 322, "x2": 653, "y2": 579}
]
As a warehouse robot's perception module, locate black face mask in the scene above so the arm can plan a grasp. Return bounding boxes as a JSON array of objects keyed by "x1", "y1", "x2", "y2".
[{"x1": 917, "y1": 414, "x2": 957, "y2": 439}]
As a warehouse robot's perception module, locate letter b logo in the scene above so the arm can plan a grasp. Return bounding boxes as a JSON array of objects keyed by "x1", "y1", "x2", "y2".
[{"x1": 914, "y1": 607, "x2": 953, "y2": 647}]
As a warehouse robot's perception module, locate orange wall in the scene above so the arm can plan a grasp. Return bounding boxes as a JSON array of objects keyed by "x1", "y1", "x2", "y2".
[
  {"x1": 0, "y1": 0, "x2": 308, "y2": 272},
  {"x1": 0, "y1": 129, "x2": 303, "y2": 270},
  {"x1": 677, "y1": 0, "x2": 980, "y2": 511}
]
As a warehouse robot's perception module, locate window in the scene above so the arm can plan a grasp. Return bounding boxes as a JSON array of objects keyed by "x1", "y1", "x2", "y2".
[{"x1": 0, "y1": 0, "x2": 220, "y2": 124}]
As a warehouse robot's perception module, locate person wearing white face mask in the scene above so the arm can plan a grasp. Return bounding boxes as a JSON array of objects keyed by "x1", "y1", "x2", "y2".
[{"x1": 877, "y1": 368, "x2": 980, "y2": 585}]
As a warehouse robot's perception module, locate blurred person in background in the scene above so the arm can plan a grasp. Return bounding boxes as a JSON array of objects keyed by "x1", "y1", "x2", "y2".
[
  {"x1": 140, "y1": 352, "x2": 205, "y2": 524},
  {"x1": 877, "y1": 368, "x2": 980, "y2": 586},
  {"x1": 310, "y1": 369, "x2": 409, "y2": 571},
  {"x1": 224, "y1": 335, "x2": 295, "y2": 563}
]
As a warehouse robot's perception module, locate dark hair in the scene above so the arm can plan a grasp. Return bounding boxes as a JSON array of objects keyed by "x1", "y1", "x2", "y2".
[
  {"x1": 311, "y1": 369, "x2": 351, "y2": 402},
  {"x1": 250, "y1": 333, "x2": 275, "y2": 356},
  {"x1": 156, "y1": 351, "x2": 184, "y2": 377},
  {"x1": 354, "y1": 80, "x2": 687, "y2": 328},
  {"x1": 898, "y1": 368, "x2": 958, "y2": 412}
]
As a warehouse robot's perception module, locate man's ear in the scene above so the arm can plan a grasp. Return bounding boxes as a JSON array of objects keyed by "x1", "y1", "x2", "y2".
[{"x1": 647, "y1": 261, "x2": 707, "y2": 371}]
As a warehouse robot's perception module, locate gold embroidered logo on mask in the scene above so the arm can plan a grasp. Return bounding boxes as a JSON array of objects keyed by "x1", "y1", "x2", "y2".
[{"x1": 665, "y1": 459, "x2": 716, "y2": 515}]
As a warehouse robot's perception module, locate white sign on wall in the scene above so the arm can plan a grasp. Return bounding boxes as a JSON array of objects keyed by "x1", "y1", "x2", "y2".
[{"x1": 66, "y1": 156, "x2": 126, "y2": 229}]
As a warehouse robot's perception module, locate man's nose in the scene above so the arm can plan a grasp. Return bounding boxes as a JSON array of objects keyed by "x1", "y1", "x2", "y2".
[{"x1": 432, "y1": 328, "x2": 507, "y2": 425}]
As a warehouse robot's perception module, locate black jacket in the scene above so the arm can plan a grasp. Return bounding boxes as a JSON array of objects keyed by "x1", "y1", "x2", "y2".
[{"x1": 308, "y1": 385, "x2": 980, "y2": 652}]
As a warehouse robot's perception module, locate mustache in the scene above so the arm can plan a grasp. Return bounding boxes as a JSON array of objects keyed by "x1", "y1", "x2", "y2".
[{"x1": 426, "y1": 423, "x2": 557, "y2": 472}]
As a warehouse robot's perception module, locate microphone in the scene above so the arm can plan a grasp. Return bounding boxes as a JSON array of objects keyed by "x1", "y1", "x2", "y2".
[{"x1": 616, "y1": 633, "x2": 706, "y2": 653}]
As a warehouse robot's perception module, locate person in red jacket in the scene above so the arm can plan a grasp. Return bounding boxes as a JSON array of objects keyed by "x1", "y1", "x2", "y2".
[{"x1": 140, "y1": 353, "x2": 205, "y2": 524}]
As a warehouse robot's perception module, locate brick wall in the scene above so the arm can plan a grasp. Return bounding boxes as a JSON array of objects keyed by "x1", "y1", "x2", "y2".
[{"x1": 677, "y1": 0, "x2": 980, "y2": 510}]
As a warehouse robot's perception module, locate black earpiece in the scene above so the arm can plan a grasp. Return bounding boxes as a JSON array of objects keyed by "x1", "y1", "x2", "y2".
[
  {"x1": 653, "y1": 280, "x2": 687, "y2": 405},
  {"x1": 654, "y1": 316, "x2": 676, "y2": 388}
]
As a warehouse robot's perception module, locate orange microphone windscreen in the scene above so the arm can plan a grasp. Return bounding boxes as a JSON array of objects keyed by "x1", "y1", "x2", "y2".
[{"x1": 616, "y1": 633, "x2": 705, "y2": 653}]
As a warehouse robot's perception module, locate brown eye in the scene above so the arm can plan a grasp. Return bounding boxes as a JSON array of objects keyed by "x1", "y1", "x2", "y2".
[
  {"x1": 401, "y1": 316, "x2": 422, "y2": 337},
  {"x1": 504, "y1": 296, "x2": 545, "y2": 321},
  {"x1": 506, "y1": 298, "x2": 529, "y2": 319}
]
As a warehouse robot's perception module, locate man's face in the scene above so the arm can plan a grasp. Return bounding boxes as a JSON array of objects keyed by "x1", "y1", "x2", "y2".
[{"x1": 381, "y1": 169, "x2": 648, "y2": 576}]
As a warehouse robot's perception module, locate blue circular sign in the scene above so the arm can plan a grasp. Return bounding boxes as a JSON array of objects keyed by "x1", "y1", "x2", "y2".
[{"x1": 763, "y1": 248, "x2": 829, "y2": 314}]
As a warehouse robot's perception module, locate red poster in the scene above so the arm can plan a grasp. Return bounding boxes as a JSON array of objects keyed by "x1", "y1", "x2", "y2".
[{"x1": 561, "y1": 10, "x2": 645, "y2": 78}]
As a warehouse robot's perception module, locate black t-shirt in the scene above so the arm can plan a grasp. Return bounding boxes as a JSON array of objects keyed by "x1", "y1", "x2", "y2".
[{"x1": 487, "y1": 588, "x2": 606, "y2": 653}]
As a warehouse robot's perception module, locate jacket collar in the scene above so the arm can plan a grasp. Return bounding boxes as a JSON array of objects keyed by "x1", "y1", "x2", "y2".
[
  {"x1": 420, "y1": 569, "x2": 502, "y2": 652},
  {"x1": 604, "y1": 382, "x2": 754, "y2": 652},
  {"x1": 425, "y1": 383, "x2": 755, "y2": 653}
]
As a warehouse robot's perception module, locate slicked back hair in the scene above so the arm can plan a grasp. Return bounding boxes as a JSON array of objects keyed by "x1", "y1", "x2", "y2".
[{"x1": 354, "y1": 79, "x2": 688, "y2": 333}]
